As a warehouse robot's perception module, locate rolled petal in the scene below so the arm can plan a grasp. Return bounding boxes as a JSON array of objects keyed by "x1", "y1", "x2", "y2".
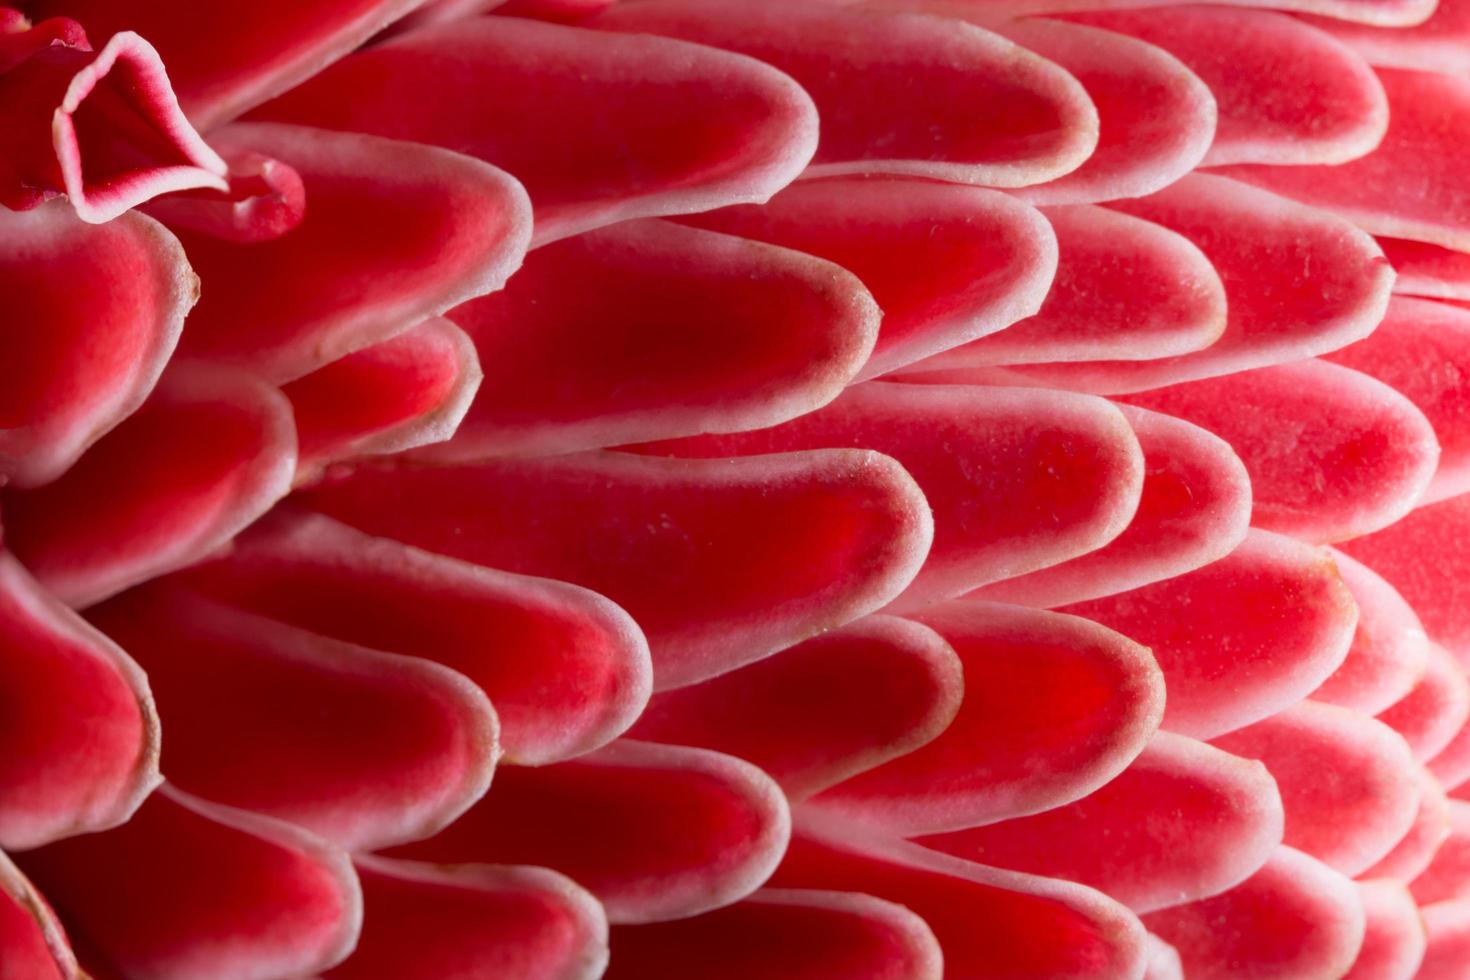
[
  {"x1": 252, "y1": 16, "x2": 818, "y2": 244},
  {"x1": 0, "y1": 554, "x2": 158, "y2": 850},
  {"x1": 808, "y1": 600, "x2": 1163, "y2": 833},
  {"x1": 386, "y1": 740, "x2": 791, "y2": 924},
  {"x1": 1063, "y1": 530, "x2": 1358, "y2": 738},
  {"x1": 1, "y1": 366, "x2": 296, "y2": 608},
  {"x1": 773, "y1": 826, "x2": 1148, "y2": 980},
  {"x1": 1376, "y1": 643, "x2": 1470, "y2": 762},
  {"x1": 1411, "y1": 801, "x2": 1470, "y2": 905},
  {"x1": 17, "y1": 786, "x2": 362, "y2": 980},
  {"x1": 298, "y1": 449, "x2": 932, "y2": 690},
  {"x1": 591, "y1": 0, "x2": 1100, "y2": 187},
  {"x1": 167, "y1": 122, "x2": 531, "y2": 383},
  {"x1": 634, "y1": 382, "x2": 1143, "y2": 609},
  {"x1": 87, "y1": 586, "x2": 499, "y2": 852},
  {"x1": 1211, "y1": 701, "x2": 1419, "y2": 876},
  {"x1": 1063, "y1": 7, "x2": 1388, "y2": 167},
  {"x1": 325, "y1": 857, "x2": 609, "y2": 980},
  {"x1": 1143, "y1": 847, "x2": 1366, "y2": 980},
  {"x1": 605, "y1": 888, "x2": 942, "y2": 980},
  {"x1": 171, "y1": 510, "x2": 652, "y2": 766},
  {"x1": 937, "y1": 173, "x2": 1393, "y2": 394},
  {"x1": 1379, "y1": 237, "x2": 1470, "y2": 300},
  {"x1": 975, "y1": 405, "x2": 1253, "y2": 608},
  {"x1": 27, "y1": 0, "x2": 429, "y2": 129},
  {"x1": 0, "y1": 202, "x2": 191, "y2": 489},
  {"x1": 1220, "y1": 69, "x2": 1470, "y2": 252},
  {"x1": 1311, "y1": 548, "x2": 1430, "y2": 716},
  {"x1": 1122, "y1": 359, "x2": 1440, "y2": 543},
  {"x1": 0, "y1": 849, "x2": 77, "y2": 980},
  {"x1": 673, "y1": 177, "x2": 1058, "y2": 379},
  {"x1": 630, "y1": 616, "x2": 961, "y2": 799},
  {"x1": 1343, "y1": 880, "x2": 1426, "y2": 980},
  {"x1": 920, "y1": 204, "x2": 1226, "y2": 368},
  {"x1": 1325, "y1": 296, "x2": 1470, "y2": 504},
  {"x1": 917, "y1": 732, "x2": 1284, "y2": 914},
  {"x1": 139, "y1": 148, "x2": 307, "y2": 244},
  {"x1": 285, "y1": 317, "x2": 482, "y2": 482},
  {"x1": 429, "y1": 219, "x2": 880, "y2": 459},
  {"x1": 1421, "y1": 899, "x2": 1470, "y2": 980},
  {"x1": 1360, "y1": 769, "x2": 1452, "y2": 881}
]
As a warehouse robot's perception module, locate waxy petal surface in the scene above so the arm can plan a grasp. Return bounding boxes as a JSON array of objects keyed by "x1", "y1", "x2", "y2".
[{"x1": 1361, "y1": 769, "x2": 1452, "y2": 882}]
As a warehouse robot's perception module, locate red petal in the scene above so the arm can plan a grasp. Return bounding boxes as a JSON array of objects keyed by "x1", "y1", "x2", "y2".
[
  {"x1": 17, "y1": 786, "x2": 361, "y2": 980},
  {"x1": 634, "y1": 381, "x2": 1143, "y2": 609},
  {"x1": 172, "y1": 510, "x2": 651, "y2": 766},
  {"x1": 431, "y1": 219, "x2": 878, "y2": 459},
  {"x1": 773, "y1": 826, "x2": 1148, "y2": 980},
  {"x1": 1062, "y1": 530, "x2": 1358, "y2": 739},
  {"x1": 591, "y1": 0, "x2": 1099, "y2": 187},
  {"x1": 325, "y1": 857, "x2": 609, "y2": 980},
  {"x1": 1122, "y1": 359, "x2": 1439, "y2": 543},
  {"x1": 629, "y1": 615, "x2": 962, "y2": 799},
  {"x1": 921, "y1": 204, "x2": 1225, "y2": 368},
  {"x1": 2, "y1": 366, "x2": 296, "y2": 608},
  {"x1": 1360, "y1": 769, "x2": 1452, "y2": 881},
  {"x1": 0, "y1": 850, "x2": 76, "y2": 979},
  {"x1": 1379, "y1": 237, "x2": 1470, "y2": 301},
  {"x1": 167, "y1": 122, "x2": 530, "y2": 383},
  {"x1": 1376, "y1": 643, "x2": 1470, "y2": 762},
  {"x1": 252, "y1": 16, "x2": 817, "y2": 245},
  {"x1": 1411, "y1": 801, "x2": 1470, "y2": 905},
  {"x1": 386, "y1": 740, "x2": 790, "y2": 924},
  {"x1": 917, "y1": 732, "x2": 1283, "y2": 914},
  {"x1": 0, "y1": 554, "x2": 157, "y2": 849},
  {"x1": 808, "y1": 600, "x2": 1163, "y2": 833},
  {"x1": 298, "y1": 449, "x2": 931, "y2": 690},
  {"x1": 1143, "y1": 847, "x2": 1366, "y2": 980},
  {"x1": 898, "y1": 0, "x2": 1435, "y2": 28},
  {"x1": 1421, "y1": 899, "x2": 1470, "y2": 980},
  {"x1": 1303, "y1": 0, "x2": 1470, "y2": 74},
  {"x1": 673, "y1": 176, "x2": 1057, "y2": 379},
  {"x1": 605, "y1": 888, "x2": 942, "y2": 980},
  {"x1": 1343, "y1": 880, "x2": 1425, "y2": 980},
  {"x1": 0, "y1": 202, "x2": 190, "y2": 488},
  {"x1": 1063, "y1": 7, "x2": 1387, "y2": 166},
  {"x1": 285, "y1": 317, "x2": 481, "y2": 482},
  {"x1": 1211, "y1": 701, "x2": 1419, "y2": 876},
  {"x1": 975, "y1": 405, "x2": 1252, "y2": 608},
  {"x1": 1220, "y1": 68, "x2": 1470, "y2": 252}
]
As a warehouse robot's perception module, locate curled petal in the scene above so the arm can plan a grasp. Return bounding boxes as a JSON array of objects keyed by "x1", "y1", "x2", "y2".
[
  {"x1": 1143, "y1": 847, "x2": 1366, "y2": 980},
  {"x1": 630, "y1": 616, "x2": 963, "y2": 799},
  {"x1": 0, "y1": 201, "x2": 191, "y2": 488},
  {"x1": 591, "y1": 0, "x2": 1100, "y2": 187},
  {"x1": 2, "y1": 365, "x2": 297, "y2": 608},
  {"x1": 253, "y1": 16, "x2": 817, "y2": 244},
  {"x1": 141, "y1": 149, "x2": 307, "y2": 243},
  {"x1": 298, "y1": 449, "x2": 932, "y2": 690},
  {"x1": 1379, "y1": 237, "x2": 1470, "y2": 301},
  {"x1": 975, "y1": 405, "x2": 1252, "y2": 608},
  {"x1": 325, "y1": 857, "x2": 609, "y2": 980},
  {"x1": 386, "y1": 740, "x2": 791, "y2": 924},
  {"x1": 168, "y1": 510, "x2": 651, "y2": 767},
  {"x1": 1343, "y1": 880, "x2": 1425, "y2": 980},
  {"x1": 918, "y1": 732, "x2": 1284, "y2": 914},
  {"x1": 605, "y1": 888, "x2": 942, "y2": 980},
  {"x1": 1122, "y1": 359, "x2": 1440, "y2": 544},
  {"x1": 809, "y1": 600, "x2": 1163, "y2": 834},
  {"x1": 88, "y1": 587, "x2": 499, "y2": 852},
  {"x1": 17, "y1": 786, "x2": 362, "y2": 980},
  {"x1": 1062, "y1": 529, "x2": 1359, "y2": 739}
]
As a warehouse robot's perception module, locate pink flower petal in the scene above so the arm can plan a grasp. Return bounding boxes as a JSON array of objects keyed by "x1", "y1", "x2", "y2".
[
  {"x1": 1379, "y1": 237, "x2": 1470, "y2": 301},
  {"x1": 1343, "y1": 880, "x2": 1426, "y2": 980},
  {"x1": 88, "y1": 587, "x2": 499, "y2": 852},
  {"x1": 172, "y1": 510, "x2": 651, "y2": 766},
  {"x1": 1361, "y1": 769, "x2": 1452, "y2": 881},
  {"x1": 1123, "y1": 359, "x2": 1439, "y2": 543},
  {"x1": 883, "y1": 0, "x2": 1435, "y2": 28},
  {"x1": 629, "y1": 616, "x2": 962, "y2": 799},
  {"x1": 324, "y1": 857, "x2": 609, "y2": 980},
  {"x1": 386, "y1": 740, "x2": 791, "y2": 924},
  {"x1": 591, "y1": 0, "x2": 1099, "y2": 187},
  {"x1": 1062, "y1": 529, "x2": 1359, "y2": 739},
  {"x1": 917, "y1": 732, "x2": 1284, "y2": 914},
  {"x1": 605, "y1": 888, "x2": 942, "y2": 980},
  {"x1": 1420, "y1": 899, "x2": 1470, "y2": 980},
  {"x1": 168, "y1": 122, "x2": 530, "y2": 383},
  {"x1": 1376, "y1": 643, "x2": 1470, "y2": 762},
  {"x1": 1302, "y1": 0, "x2": 1470, "y2": 79},
  {"x1": 2, "y1": 366, "x2": 296, "y2": 608},
  {"x1": 252, "y1": 16, "x2": 817, "y2": 245},
  {"x1": 0, "y1": 202, "x2": 191, "y2": 488},
  {"x1": 808, "y1": 600, "x2": 1163, "y2": 833},
  {"x1": 1411, "y1": 801, "x2": 1470, "y2": 905},
  {"x1": 297, "y1": 449, "x2": 932, "y2": 689},
  {"x1": 17, "y1": 786, "x2": 362, "y2": 980},
  {"x1": 431, "y1": 219, "x2": 879, "y2": 459}
]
